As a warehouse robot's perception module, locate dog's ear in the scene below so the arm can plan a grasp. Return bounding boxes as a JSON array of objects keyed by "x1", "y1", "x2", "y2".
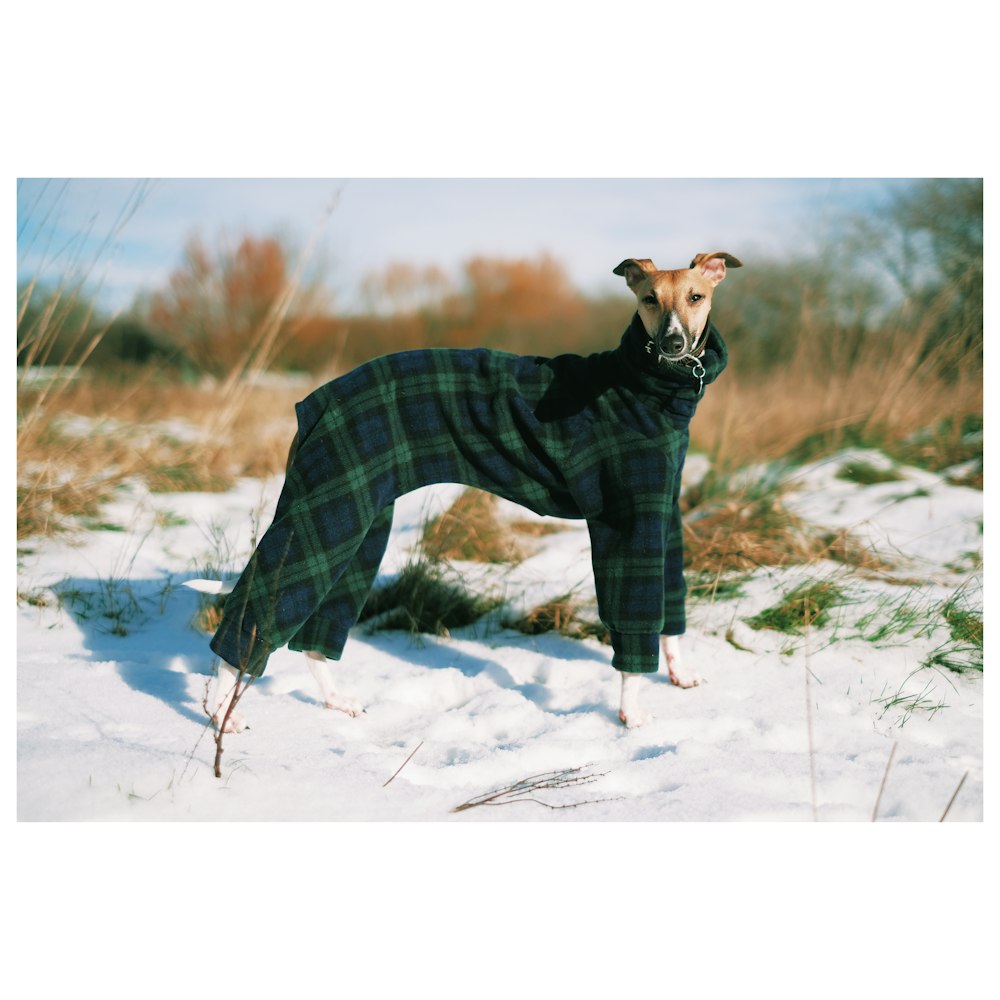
[
  {"x1": 690, "y1": 251, "x2": 743, "y2": 285},
  {"x1": 613, "y1": 258, "x2": 657, "y2": 290}
]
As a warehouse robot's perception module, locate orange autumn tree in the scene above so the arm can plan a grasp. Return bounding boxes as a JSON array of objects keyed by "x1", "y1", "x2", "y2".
[
  {"x1": 453, "y1": 255, "x2": 587, "y2": 353},
  {"x1": 354, "y1": 254, "x2": 590, "y2": 359},
  {"x1": 146, "y1": 233, "x2": 327, "y2": 375}
]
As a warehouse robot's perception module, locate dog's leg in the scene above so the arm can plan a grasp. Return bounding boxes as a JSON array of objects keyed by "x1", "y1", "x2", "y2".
[
  {"x1": 662, "y1": 634, "x2": 700, "y2": 688},
  {"x1": 304, "y1": 650, "x2": 364, "y2": 717},
  {"x1": 206, "y1": 663, "x2": 250, "y2": 733},
  {"x1": 618, "y1": 672, "x2": 652, "y2": 728}
]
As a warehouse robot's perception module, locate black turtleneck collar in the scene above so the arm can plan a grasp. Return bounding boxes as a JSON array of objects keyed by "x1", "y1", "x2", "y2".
[{"x1": 615, "y1": 312, "x2": 729, "y2": 400}]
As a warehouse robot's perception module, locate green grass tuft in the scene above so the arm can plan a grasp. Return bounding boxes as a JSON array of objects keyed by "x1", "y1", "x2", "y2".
[
  {"x1": 942, "y1": 599, "x2": 983, "y2": 649},
  {"x1": 930, "y1": 596, "x2": 984, "y2": 673},
  {"x1": 360, "y1": 558, "x2": 503, "y2": 637},
  {"x1": 851, "y1": 586, "x2": 983, "y2": 674},
  {"x1": 745, "y1": 579, "x2": 848, "y2": 635},
  {"x1": 835, "y1": 461, "x2": 903, "y2": 485},
  {"x1": 421, "y1": 489, "x2": 527, "y2": 564},
  {"x1": 687, "y1": 571, "x2": 749, "y2": 602},
  {"x1": 854, "y1": 591, "x2": 937, "y2": 644}
]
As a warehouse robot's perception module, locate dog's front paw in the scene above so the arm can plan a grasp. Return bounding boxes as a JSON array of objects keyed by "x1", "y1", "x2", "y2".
[
  {"x1": 618, "y1": 672, "x2": 652, "y2": 727},
  {"x1": 618, "y1": 707, "x2": 653, "y2": 729}
]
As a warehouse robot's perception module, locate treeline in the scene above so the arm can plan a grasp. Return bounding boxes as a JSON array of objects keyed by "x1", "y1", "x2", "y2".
[
  {"x1": 17, "y1": 242, "x2": 636, "y2": 378},
  {"x1": 289, "y1": 258, "x2": 632, "y2": 374},
  {"x1": 16, "y1": 179, "x2": 982, "y2": 381}
]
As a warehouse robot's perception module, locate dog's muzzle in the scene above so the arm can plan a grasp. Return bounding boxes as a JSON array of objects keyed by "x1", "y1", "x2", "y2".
[
  {"x1": 648, "y1": 320, "x2": 706, "y2": 365},
  {"x1": 655, "y1": 328, "x2": 695, "y2": 361},
  {"x1": 645, "y1": 321, "x2": 709, "y2": 393}
]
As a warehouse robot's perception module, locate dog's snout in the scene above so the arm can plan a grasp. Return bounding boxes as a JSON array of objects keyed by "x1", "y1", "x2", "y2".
[
  {"x1": 655, "y1": 319, "x2": 692, "y2": 360},
  {"x1": 662, "y1": 333, "x2": 686, "y2": 355}
]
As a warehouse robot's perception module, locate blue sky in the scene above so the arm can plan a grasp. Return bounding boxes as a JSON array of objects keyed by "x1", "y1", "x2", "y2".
[{"x1": 16, "y1": 177, "x2": 916, "y2": 314}]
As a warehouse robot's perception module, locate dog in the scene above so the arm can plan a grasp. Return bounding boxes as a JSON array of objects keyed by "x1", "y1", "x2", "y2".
[{"x1": 201, "y1": 251, "x2": 741, "y2": 732}]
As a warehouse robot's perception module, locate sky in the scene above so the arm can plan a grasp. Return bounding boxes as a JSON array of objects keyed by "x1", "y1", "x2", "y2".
[{"x1": 15, "y1": 177, "x2": 917, "y2": 315}]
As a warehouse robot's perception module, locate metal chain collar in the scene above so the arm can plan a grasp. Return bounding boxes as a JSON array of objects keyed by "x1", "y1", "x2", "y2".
[{"x1": 644, "y1": 338, "x2": 707, "y2": 395}]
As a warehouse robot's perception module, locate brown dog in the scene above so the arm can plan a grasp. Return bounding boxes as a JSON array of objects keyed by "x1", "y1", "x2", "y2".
[{"x1": 203, "y1": 251, "x2": 742, "y2": 732}]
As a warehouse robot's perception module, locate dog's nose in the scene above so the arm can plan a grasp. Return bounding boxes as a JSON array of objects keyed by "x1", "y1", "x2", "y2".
[{"x1": 658, "y1": 332, "x2": 689, "y2": 358}]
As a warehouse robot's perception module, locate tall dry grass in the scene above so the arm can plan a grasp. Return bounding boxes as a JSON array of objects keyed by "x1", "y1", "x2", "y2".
[
  {"x1": 692, "y1": 289, "x2": 982, "y2": 472},
  {"x1": 17, "y1": 290, "x2": 323, "y2": 540},
  {"x1": 16, "y1": 373, "x2": 304, "y2": 538},
  {"x1": 17, "y1": 184, "x2": 341, "y2": 539}
]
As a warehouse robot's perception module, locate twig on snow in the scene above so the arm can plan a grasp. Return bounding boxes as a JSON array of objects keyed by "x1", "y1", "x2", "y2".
[
  {"x1": 210, "y1": 666, "x2": 254, "y2": 779},
  {"x1": 452, "y1": 764, "x2": 620, "y2": 813},
  {"x1": 872, "y1": 741, "x2": 898, "y2": 822},
  {"x1": 803, "y1": 601, "x2": 818, "y2": 821},
  {"x1": 384, "y1": 742, "x2": 424, "y2": 787},
  {"x1": 939, "y1": 770, "x2": 969, "y2": 822}
]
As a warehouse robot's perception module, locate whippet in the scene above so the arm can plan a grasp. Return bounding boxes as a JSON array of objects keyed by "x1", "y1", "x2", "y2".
[{"x1": 202, "y1": 251, "x2": 741, "y2": 733}]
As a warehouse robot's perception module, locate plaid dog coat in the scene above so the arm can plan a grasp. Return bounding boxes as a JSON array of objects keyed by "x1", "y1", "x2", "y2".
[{"x1": 210, "y1": 313, "x2": 728, "y2": 677}]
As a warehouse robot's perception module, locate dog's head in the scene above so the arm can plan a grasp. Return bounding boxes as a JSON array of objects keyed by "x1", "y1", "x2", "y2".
[{"x1": 613, "y1": 252, "x2": 742, "y2": 359}]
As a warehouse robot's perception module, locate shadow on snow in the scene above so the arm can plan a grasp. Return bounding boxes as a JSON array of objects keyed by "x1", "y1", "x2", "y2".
[{"x1": 53, "y1": 574, "x2": 623, "y2": 726}]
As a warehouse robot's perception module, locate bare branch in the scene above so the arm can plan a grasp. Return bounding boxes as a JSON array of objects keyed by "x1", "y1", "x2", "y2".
[
  {"x1": 872, "y1": 741, "x2": 897, "y2": 822},
  {"x1": 383, "y1": 742, "x2": 424, "y2": 788},
  {"x1": 452, "y1": 765, "x2": 618, "y2": 813},
  {"x1": 212, "y1": 666, "x2": 254, "y2": 779},
  {"x1": 939, "y1": 771, "x2": 969, "y2": 822}
]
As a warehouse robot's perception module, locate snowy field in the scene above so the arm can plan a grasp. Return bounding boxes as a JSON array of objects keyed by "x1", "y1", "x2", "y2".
[{"x1": 16, "y1": 447, "x2": 983, "y2": 823}]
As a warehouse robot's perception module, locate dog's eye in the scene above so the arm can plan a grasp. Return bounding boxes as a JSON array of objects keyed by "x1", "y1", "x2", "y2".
[
  {"x1": 690, "y1": 293, "x2": 704, "y2": 303},
  {"x1": 642, "y1": 295, "x2": 657, "y2": 306}
]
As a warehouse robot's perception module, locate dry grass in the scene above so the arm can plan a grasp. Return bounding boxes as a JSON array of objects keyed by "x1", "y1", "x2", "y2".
[
  {"x1": 681, "y1": 474, "x2": 891, "y2": 581},
  {"x1": 691, "y1": 300, "x2": 982, "y2": 473},
  {"x1": 421, "y1": 489, "x2": 529, "y2": 564},
  {"x1": 677, "y1": 301, "x2": 979, "y2": 592},
  {"x1": 508, "y1": 518, "x2": 572, "y2": 538},
  {"x1": 18, "y1": 211, "x2": 325, "y2": 540},
  {"x1": 683, "y1": 489, "x2": 818, "y2": 575},
  {"x1": 509, "y1": 595, "x2": 610, "y2": 645},
  {"x1": 192, "y1": 595, "x2": 227, "y2": 635},
  {"x1": 17, "y1": 375, "x2": 302, "y2": 538}
]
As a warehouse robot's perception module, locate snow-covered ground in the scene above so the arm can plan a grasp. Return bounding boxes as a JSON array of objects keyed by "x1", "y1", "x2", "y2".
[{"x1": 17, "y1": 449, "x2": 982, "y2": 822}]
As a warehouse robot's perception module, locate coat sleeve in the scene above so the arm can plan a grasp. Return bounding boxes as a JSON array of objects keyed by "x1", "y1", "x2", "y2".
[
  {"x1": 587, "y1": 509, "x2": 666, "y2": 672},
  {"x1": 585, "y1": 439, "x2": 680, "y2": 674}
]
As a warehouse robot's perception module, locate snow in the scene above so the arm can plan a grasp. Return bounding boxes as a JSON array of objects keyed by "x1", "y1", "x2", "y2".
[{"x1": 17, "y1": 451, "x2": 983, "y2": 824}]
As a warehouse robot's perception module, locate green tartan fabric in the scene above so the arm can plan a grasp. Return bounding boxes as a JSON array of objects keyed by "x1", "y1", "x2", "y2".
[{"x1": 210, "y1": 313, "x2": 728, "y2": 677}]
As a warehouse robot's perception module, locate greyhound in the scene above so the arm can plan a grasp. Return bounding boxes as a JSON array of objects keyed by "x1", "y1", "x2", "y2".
[{"x1": 201, "y1": 251, "x2": 741, "y2": 732}]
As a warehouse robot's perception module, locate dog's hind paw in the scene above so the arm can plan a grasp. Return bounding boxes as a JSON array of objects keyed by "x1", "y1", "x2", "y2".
[
  {"x1": 661, "y1": 636, "x2": 700, "y2": 689},
  {"x1": 212, "y1": 711, "x2": 249, "y2": 734},
  {"x1": 325, "y1": 698, "x2": 365, "y2": 718},
  {"x1": 667, "y1": 660, "x2": 701, "y2": 688},
  {"x1": 668, "y1": 668, "x2": 701, "y2": 688}
]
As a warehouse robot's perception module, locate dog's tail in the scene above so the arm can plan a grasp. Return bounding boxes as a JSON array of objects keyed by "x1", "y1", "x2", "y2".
[{"x1": 183, "y1": 579, "x2": 236, "y2": 596}]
